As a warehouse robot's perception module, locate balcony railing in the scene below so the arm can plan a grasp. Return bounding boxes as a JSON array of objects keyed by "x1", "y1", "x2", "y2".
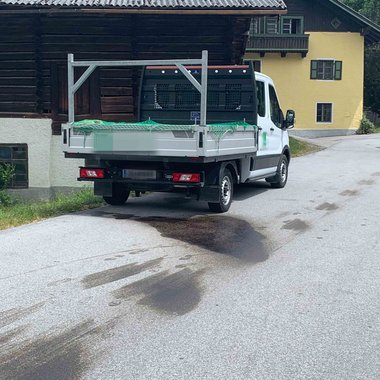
[{"x1": 246, "y1": 34, "x2": 309, "y2": 56}]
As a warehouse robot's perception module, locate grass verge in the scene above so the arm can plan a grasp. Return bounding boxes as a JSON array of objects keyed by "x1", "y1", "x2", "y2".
[
  {"x1": 290, "y1": 136, "x2": 322, "y2": 157},
  {"x1": 0, "y1": 188, "x2": 103, "y2": 230}
]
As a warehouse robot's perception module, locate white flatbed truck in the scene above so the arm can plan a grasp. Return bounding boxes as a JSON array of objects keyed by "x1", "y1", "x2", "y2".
[{"x1": 62, "y1": 51, "x2": 295, "y2": 212}]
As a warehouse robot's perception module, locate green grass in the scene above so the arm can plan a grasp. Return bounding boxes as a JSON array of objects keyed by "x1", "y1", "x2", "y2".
[
  {"x1": 0, "y1": 138, "x2": 321, "y2": 230},
  {"x1": 0, "y1": 188, "x2": 103, "y2": 230},
  {"x1": 289, "y1": 136, "x2": 322, "y2": 157}
]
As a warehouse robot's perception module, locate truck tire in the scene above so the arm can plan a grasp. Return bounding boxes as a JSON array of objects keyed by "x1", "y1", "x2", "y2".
[
  {"x1": 103, "y1": 185, "x2": 130, "y2": 206},
  {"x1": 208, "y1": 169, "x2": 233, "y2": 213},
  {"x1": 267, "y1": 155, "x2": 289, "y2": 188}
]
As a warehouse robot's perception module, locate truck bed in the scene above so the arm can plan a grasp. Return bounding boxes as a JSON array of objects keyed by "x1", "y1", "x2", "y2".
[{"x1": 62, "y1": 119, "x2": 257, "y2": 158}]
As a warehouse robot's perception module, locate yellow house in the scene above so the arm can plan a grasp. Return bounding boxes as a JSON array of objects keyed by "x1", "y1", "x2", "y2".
[{"x1": 244, "y1": 0, "x2": 380, "y2": 137}]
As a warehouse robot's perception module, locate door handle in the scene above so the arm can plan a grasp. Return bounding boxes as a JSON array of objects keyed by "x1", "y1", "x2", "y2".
[
  {"x1": 258, "y1": 127, "x2": 263, "y2": 131},
  {"x1": 270, "y1": 127, "x2": 275, "y2": 132}
]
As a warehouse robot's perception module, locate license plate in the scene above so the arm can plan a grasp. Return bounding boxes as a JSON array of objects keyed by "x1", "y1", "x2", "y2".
[{"x1": 122, "y1": 169, "x2": 156, "y2": 180}]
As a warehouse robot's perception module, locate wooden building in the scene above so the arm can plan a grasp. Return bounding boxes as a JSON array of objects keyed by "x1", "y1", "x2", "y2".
[{"x1": 0, "y1": 0, "x2": 286, "y2": 197}]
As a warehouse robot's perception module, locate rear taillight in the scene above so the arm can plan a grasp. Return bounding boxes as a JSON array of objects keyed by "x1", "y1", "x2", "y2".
[
  {"x1": 80, "y1": 168, "x2": 105, "y2": 179},
  {"x1": 172, "y1": 173, "x2": 201, "y2": 182}
]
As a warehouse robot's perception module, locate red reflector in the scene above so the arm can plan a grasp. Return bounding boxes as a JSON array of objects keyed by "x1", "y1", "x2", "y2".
[
  {"x1": 172, "y1": 173, "x2": 201, "y2": 182},
  {"x1": 80, "y1": 168, "x2": 105, "y2": 179}
]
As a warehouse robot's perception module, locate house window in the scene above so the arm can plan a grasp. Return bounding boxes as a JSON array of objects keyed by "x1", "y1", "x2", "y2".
[
  {"x1": 244, "y1": 60, "x2": 261, "y2": 72},
  {"x1": 0, "y1": 144, "x2": 28, "y2": 188},
  {"x1": 251, "y1": 16, "x2": 303, "y2": 35},
  {"x1": 316, "y1": 103, "x2": 333, "y2": 123},
  {"x1": 311, "y1": 60, "x2": 342, "y2": 80},
  {"x1": 251, "y1": 16, "x2": 278, "y2": 35},
  {"x1": 281, "y1": 17, "x2": 304, "y2": 34}
]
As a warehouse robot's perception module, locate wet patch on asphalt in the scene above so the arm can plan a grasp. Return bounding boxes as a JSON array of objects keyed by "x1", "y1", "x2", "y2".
[
  {"x1": 113, "y1": 268, "x2": 205, "y2": 316},
  {"x1": 0, "y1": 302, "x2": 45, "y2": 329},
  {"x1": 315, "y1": 202, "x2": 339, "y2": 211},
  {"x1": 0, "y1": 320, "x2": 100, "y2": 380},
  {"x1": 340, "y1": 189, "x2": 359, "y2": 197},
  {"x1": 281, "y1": 219, "x2": 310, "y2": 232},
  {"x1": 82, "y1": 258, "x2": 163, "y2": 289}
]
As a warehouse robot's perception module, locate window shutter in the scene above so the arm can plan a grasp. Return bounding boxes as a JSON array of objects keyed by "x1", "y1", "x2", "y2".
[
  {"x1": 334, "y1": 61, "x2": 342, "y2": 80},
  {"x1": 310, "y1": 60, "x2": 318, "y2": 79}
]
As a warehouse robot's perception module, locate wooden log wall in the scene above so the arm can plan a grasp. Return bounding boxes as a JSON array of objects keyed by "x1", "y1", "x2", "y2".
[{"x1": 0, "y1": 12, "x2": 250, "y2": 134}]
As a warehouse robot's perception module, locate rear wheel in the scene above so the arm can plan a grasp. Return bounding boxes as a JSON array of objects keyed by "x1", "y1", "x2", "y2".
[
  {"x1": 266, "y1": 155, "x2": 289, "y2": 188},
  {"x1": 208, "y1": 169, "x2": 233, "y2": 213},
  {"x1": 103, "y1": 184, "x2": 130, "y2": 206}
]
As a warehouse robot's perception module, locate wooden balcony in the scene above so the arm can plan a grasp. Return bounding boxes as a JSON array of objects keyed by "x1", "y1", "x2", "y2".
[{"x1": 246, "y1": 34, "x2": 309, "y2": 57}]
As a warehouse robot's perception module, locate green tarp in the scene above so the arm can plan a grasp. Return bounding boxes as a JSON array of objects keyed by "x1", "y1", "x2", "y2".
[{"x1": 73, "y1": 119, "x2": 257, "y2": 135}]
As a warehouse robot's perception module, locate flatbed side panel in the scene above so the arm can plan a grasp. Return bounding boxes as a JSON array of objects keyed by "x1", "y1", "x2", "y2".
[{"x1": 62, "y1": 123, "x2": 257, "y2": 158}]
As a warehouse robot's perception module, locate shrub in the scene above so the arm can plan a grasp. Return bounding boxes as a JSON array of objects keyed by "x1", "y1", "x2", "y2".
[
  {"x1": 356, "y1": 116, "x2": 376, "y2": 135},
  {"x1": 0, "y1": 163, "x2": 16, "y2": 206}
]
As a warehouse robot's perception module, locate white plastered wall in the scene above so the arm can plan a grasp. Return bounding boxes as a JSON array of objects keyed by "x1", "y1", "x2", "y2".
[{"x1": 0, "y1": 118, "x2": 85, "y2": 196}]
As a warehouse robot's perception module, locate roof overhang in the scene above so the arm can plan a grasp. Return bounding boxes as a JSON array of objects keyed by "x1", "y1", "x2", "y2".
[
  {"x1": 0, "y1": 8, "x2": 287, "y2": 15},
  {"x1": 324, "y1": 0, "x2": 380, "y2": 45},
  {"x1": 0, "y1": 0, "x2": 287, "y2": 15}
]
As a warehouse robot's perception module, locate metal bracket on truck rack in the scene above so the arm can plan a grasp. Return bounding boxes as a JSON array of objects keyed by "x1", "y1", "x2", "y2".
[{"x1": 67, "y1": 51, "x2": 208, "y2": 129}]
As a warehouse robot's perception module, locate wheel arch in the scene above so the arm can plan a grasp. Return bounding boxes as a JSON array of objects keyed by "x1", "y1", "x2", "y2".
[
  {"x1": 222, "y1": 161, "x2": 239, "y2": 184},
  {"x1": 282, "y1": 145, "x2": 291, "y2": 164}
]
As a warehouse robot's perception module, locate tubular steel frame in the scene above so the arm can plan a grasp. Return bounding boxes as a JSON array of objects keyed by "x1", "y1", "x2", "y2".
[{"x1": 67, "y1": 51, "x2": 209, "y2": 126}]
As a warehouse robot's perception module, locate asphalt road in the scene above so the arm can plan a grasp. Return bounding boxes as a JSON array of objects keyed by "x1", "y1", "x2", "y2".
[{"x1": 1, "y1": 134, "x2": 380, "y2": 380}]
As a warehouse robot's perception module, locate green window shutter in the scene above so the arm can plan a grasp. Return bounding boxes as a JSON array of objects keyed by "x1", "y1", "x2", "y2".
[
  {"x1": 334, "y1": 61, "x2": 342, "y2": 80},
  {"x1": 310, "y1": 60, "x2": 318, "y2": 79}
]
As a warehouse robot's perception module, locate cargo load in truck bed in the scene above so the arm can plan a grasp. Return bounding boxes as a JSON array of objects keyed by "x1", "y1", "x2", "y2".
[{"x1": 63, "y1": 59, "x2": 258, "y2": 160}]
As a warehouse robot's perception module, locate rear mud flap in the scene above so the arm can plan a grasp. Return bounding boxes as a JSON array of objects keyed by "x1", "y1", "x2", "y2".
[{"x1": 198, "y1": 186, "x2": 219, "y2": 202}]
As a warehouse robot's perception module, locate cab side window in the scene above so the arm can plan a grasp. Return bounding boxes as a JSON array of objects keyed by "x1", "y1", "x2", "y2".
[
  {"x1": 257, "y1": 81, "x2": 265, "y2": 117},
  {"x1": 269, "y1": 85, "x2": 282, "y2": 128}
]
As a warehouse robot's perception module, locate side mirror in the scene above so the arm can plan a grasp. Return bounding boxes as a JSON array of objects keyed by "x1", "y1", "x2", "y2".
[{"x1": 283, "y1": 109, "x2": 295, "y2": 129}]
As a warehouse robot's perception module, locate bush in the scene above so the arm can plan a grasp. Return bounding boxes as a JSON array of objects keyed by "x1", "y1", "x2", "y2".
[
  {"x1": 0, "y1": 163, "x2": 16, "y2": 206},
  {"x1": 356, "y1": 116, "x2": 376, "y2": 135}
]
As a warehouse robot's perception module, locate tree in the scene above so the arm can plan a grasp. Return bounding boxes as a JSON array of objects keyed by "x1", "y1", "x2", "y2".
[
  {"x1": 341, "y1": 0, "x2": 380, "y2": 24},
  {"x1": 364, "y1": 44, "x2": 380, "y2": 114},
  {"x1": 341, "y1": 1, "x2": 380, "y2": 115}
]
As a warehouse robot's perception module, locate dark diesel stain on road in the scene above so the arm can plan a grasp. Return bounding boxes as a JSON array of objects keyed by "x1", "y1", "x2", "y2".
[
  {"x1": 145, "y1": 215, "x2": 267, "y2": 262},
  {"x1": 281, "y1": 219, "x2": 310, "y2": 232},
  {"x1": 358, "y1": 179, "x2": 375, "y2": 185},
  {"x1": 315, "y1": 202, "x2": 339, "y2": 211},
  {"x1": 340, "y1": 189, "x2": 359, "y2": 197},
  {"x1": 82, "y1": 257, "x2": 163, "y2": 289},
  {"x1": 113, "y1": 268, "x2": 205, "y2": 316},
  {"x1": 0, "y1": 320, "x2": 99, "y2": 380},
  {"x1": 111, "y1": 214, "x2": 268, "y2": 263},
  {"x1": 0, "y1": 302, "x2": 45, "y2": 329}
]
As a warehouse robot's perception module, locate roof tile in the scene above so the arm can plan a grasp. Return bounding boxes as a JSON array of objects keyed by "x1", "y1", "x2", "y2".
[{"x1": 0, "y1": 0, "x2": 287, "y2": 9}]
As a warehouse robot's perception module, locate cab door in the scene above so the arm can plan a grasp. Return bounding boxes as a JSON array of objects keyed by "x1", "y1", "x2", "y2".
[{"x1": 253, "y1": 80, "x2": 284, "y2": 178}]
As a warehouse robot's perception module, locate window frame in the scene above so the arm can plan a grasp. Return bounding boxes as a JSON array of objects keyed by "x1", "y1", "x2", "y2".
[
  {"x1": 311, "y1": 60, "x2": 343, "y2": 81},
  {"x1": 316, "y1": 103, "x2": 333, "y2": 124},
  {"x1": 269, "y1": 84, "x2": 282, "y2": 128},
  {"x1": 256, "y1": 80, "x2": 266, "y2": 118},
  {"x1": 243, "y1": 59, "x2": 262, "y2": 73},
  {"x1": 0, "y1": 144, "x2": 28, "y2": 189},
  {"x1": 280, "y1": 16, "x2": 304, "y2": 35}
]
